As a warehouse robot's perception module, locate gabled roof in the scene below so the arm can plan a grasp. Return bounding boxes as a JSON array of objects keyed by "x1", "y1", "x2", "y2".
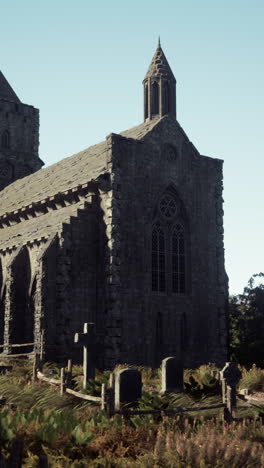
[
  {"x1": 0, "y1": 118, "x2": 161, "y2": 217},
  {"x1": 144, "y1": 43, "x2": 176, "y2": 82},
  {"x1": 0, "y1": 71, "x2": 20, "y2": 102},
  {"x1": 0, "y1": 202, "x2": 83, "y2": 249}
]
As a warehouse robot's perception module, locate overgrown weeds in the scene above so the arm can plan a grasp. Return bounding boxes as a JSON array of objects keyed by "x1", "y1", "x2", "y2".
[
  {"x1": 0, "y1": 360, "x2": 262, "y2": 466},
  {"x1": 239, "y1": 364, "x2": 264, "y2": 392}
]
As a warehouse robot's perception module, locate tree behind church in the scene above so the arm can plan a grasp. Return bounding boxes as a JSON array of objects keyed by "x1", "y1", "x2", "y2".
[{"x1": 229, "y1": 273, "x2": 264, "y2": 367}]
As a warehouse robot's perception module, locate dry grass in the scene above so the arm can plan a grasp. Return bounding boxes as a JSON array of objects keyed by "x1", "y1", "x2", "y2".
[
  {"x1": 0, "y1": 360, "x2": 263, "y2": 466},
  {"x1": 239, "y1": 364, "x2": 264, "y2": 392}
]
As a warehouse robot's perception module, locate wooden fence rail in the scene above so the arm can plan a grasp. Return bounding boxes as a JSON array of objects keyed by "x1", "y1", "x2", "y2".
[
  {"x1": 116, "y1": 403, "x2": 226, "y2": 416},
  {"x1": 37, "y1": 370, "x2": 103, "y2": 403},
  {"x1": 0, "y1": 326, "x2": 247, "y2": 424},
  {"x1": 0, "y1": 342, "x2": 37, "y2": 348},
  {"x1": 0, "y1": 352, "x2": 35, "y2": 358}
]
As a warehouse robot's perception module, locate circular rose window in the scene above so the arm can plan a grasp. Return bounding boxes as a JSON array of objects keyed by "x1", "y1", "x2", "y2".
[{"x1": 159, "y1": 194, "x2": 177, "y2": 219}]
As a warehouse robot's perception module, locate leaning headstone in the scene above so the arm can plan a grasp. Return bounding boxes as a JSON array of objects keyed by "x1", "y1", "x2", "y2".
[
  {"x1": 220, "y1": 362, "x2": 242, "y2": 407},
  {"x1": 161, "y1": 357, "x2": 184, "y2": 394},
  {"x1": 114, "y1": 368, "x2": 142, "y2": 411}
]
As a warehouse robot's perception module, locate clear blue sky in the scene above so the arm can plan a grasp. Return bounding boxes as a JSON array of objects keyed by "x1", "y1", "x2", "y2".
[{"x1": 1, "y1": 0, "x2": 263, "y2": 294}]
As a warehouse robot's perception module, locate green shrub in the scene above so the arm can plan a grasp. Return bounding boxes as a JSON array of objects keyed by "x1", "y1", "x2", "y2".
[{"x1": 239, "y1": 364, "x2": 264, "y2": 392}]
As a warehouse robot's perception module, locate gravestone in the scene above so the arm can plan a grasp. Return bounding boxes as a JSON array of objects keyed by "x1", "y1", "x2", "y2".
[
  {"x1": 74, "y1": 322, "x2": 97, "y2": 388},
  {"x1": 161, "y1": 357, "x2": 184, "y2": 394},
  {"x1": 114, "y1": 368, "x2": 142, "y2": 411},
  {"x1": 220, "y1": 362, "x2": 242, "y2": 409}
]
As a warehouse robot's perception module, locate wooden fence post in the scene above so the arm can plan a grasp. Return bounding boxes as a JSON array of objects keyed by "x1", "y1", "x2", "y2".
[
  {"x1": 105, "y1": 387, "x2": 115, "y2": 417},
  {"x1": 221, "y1": 379, "x2": 227, "y2": 403},
  {"x1": 224, "y1": 386, "x2": 234, "y2": 423},
  {"x1": 109, "y1": 372, "x2": 115, "y2": 389},
  {"x1": 60, "y1": 368, "x2": 66, "y2": 396},
  {"x1": 66, "y1": 359, "x2": 73, "y2": 388},
  {"x1": 101, "y1": 383, "x2": 106, "y2": 411},
  {"x1": 101, "y1": 382, "x2": 115, "y2": 416},
  {"x1": 32, "y1": 353, "x2": 40, "y2": 382},
  {"x1": 39, "y1": 330, "x2": 44, "y2": 371}
]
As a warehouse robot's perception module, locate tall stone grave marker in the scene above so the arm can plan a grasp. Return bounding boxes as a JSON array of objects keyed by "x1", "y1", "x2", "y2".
[
  {"x1": 220, "y1": 362, "x2": 242, "y2": 410},
  {"x1": 114, "y1": 368, "x2": 142, "y2": 411},
  {"x1": 74, "y1": 322, "x2": 97, "y2": 388},
  {"x1": 161, "y1": 357, "x2": 184, "y2": 394}
]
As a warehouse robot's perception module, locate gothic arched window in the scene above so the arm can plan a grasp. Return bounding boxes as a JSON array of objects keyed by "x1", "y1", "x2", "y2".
[
  {"x1": 164, "y1": 81, "x2": 170, "y2": 113},
  {"x1": 152, "y1": 224, "x2": 166, "y2": 292},
  {"x1": 145, "y1": 84, "x2": 149, "y2": 119},
  {"x1": 1, "y1": 130, "x2": 10, "y2": 149},
  {"x1": 152, "y1": 189, "x2": 188, "y2": 295},
  {"x1": 151, "y1": 82, "x2": 159, "y2": 115},
  {"x1": 172, "y1": 223, "x2": 186, "y2": 294}
]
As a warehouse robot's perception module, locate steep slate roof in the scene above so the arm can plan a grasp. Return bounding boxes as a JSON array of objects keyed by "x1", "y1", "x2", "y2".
[
  {"x1": 0, "y1": 71, "x2": 20, "y2": 102},
  {"x1": 0, "y1": 118, "x2": 160, "y2": 218},
  {"x1": 144, "y1": 43, "x2": 176, "y2": 81},
  {"x1": 0, "y1": 202, "x2": 83, "y2": 249}
]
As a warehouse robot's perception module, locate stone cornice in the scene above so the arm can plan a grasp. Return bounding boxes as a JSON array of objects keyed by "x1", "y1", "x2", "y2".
[{"x1": 0, "y1": 180, "x2": 98, "y2": 229}]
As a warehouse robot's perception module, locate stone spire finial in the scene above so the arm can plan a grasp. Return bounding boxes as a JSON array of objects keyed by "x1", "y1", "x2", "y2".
[{"x1": 143, "y1": 42, "x2": 177, "y2": 121}]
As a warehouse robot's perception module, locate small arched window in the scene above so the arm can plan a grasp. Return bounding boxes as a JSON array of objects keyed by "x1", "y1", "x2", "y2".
[
  {"x1": 152, "y1": 224, "x2": 166, "y2": 292},
  {"x1": 164, "y1": 82, "x2": 170, "y2": 113},
  {"x1": 144, "y1": 84, "x2": 149, "y2": 119},
  {"x1": 1, "y1": 131, "x2": 10, "y2": 149},
  {"x1": 172, "y1": 223, "x2": 186, "y2": 294},
  {"x1": 151, "y1": 82, "x2": 159, "y2": 115}
]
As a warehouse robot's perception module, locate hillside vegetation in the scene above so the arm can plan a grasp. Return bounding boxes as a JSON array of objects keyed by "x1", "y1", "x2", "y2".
[{"x1": 0, "y1": 360, "x2": 262, "y2": 467}]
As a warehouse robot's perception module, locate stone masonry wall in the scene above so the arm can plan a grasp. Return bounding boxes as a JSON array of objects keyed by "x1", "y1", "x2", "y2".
[
  {"x1": 110, "y1": 117, "x2": 228, "y2": 368},
  {"x1": 0, "y1": 99, "x2": 43, "y2": 190}
]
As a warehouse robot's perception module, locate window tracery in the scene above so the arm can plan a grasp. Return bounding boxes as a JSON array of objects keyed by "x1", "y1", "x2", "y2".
[
  {"x1": 172, "y1": 223, "x2": 186, "y2": 294},
  {"x1": 152, "y1": 190, "x2": 188, "y2": 295},
  {"x1": 159, "y1": 193, "x2": 178, "y2": 219},
  {"x1": 152, "y1": 223, "x2": 166, "y2": 292}
]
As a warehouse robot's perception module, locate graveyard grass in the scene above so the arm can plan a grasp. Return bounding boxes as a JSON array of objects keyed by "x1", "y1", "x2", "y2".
[{"x1": 0, "y1": 360, "x2": 263, "y2": 467}]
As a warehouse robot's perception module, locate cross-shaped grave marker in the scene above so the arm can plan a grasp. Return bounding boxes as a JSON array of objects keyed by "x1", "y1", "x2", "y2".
[{"x1": 74, "y1": 322, "x2": 98, "y2": 389}]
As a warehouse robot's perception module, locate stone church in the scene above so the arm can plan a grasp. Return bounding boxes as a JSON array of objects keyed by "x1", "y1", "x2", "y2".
[{"x1": 0, "y1": 42, "x2": 228, "y2": 368}]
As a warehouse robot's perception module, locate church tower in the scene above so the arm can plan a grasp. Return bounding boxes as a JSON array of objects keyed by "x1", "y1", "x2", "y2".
[
  {"x1": 0, "y1": 71, "x2": 43, "y2": 191},
  {"x1": 143, "y1": 39, "x2": 176, "y2": 121}
]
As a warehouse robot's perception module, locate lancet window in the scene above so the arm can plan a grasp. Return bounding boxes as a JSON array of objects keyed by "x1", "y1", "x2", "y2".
[
  {"x1": 151, "y1": 190, "x2": 188, "y2": 295},
  {"x1": 164, "y1": 81, "x2": 170, "y2": 113},
  {"x1": 144, "y1": 84, "x2": 149, "y2": 119},
  {"x1": 151, "y1": 82, "x2": 159, "y2": 115},
  {"x1": 172, "y1": 224, "x2": 186, "y2": 294},
  {"x1": 152, "y1": 223, "x2": 166, "y2": 292},
  {"x1": 1, "y1": 130, "x2": 10, "y2": 149}
]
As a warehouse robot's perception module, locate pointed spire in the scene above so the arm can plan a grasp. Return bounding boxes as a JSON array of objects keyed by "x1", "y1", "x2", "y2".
[
  {"x1": 143, "y1": 42, "x2": 177, "y2": 121},
  {"x1": 0, "y1": 71, "x2": 20, "y2": 102},
  {"x1": 144, "y1": 42, "x2": 176, "y2": 82}
]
